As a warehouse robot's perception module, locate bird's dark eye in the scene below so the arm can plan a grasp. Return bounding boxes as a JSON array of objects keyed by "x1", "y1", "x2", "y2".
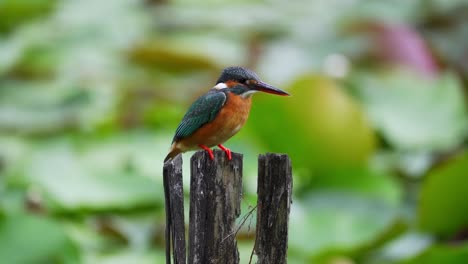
[
  {"x1": 240, "y1": 79, "x2": 247, "y2": 84},
  {"x1": 245, "y1": 79, "x2": 257, "y2": 85}
]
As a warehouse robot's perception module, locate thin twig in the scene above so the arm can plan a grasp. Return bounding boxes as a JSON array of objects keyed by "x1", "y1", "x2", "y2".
[
  {"x1": 249, "y1": 236, "x2": 257, "y2": 264},
  {"x1": 221, "y1": 204, "x2": 258, "y2": 243},
  {"x1": 247, "y1": 206, "x2": 254, "y2": 233}
]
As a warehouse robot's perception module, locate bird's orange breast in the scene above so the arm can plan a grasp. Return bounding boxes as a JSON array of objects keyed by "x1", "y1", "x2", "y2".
[{"x1": 177, "y1": 92, "x2": 252, "y2": 150}]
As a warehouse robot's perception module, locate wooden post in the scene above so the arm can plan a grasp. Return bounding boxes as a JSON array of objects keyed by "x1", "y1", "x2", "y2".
[
  {"x1": 163, "y1": 155, "x2": 186, "y2": 264},
  {"x1": 188, "y1": 150, "x2": 243, "y2": 264},
  {"x1": 255, "y1": 153, "x2": 292, "y2": 264}
]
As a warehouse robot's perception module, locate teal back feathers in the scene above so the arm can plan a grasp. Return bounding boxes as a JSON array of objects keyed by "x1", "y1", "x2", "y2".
[{"x1": 172, "y1": 90, "x2": 227, "y2": 142}]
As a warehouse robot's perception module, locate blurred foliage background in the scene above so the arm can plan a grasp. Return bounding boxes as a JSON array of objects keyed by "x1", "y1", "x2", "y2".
[{"x1": 0, "y1": 0, "x2": 467, "y2": 263}]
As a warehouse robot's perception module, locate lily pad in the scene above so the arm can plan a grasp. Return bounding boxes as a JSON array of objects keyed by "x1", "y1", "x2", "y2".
[
  {"x1": 24, "y1": 138, "x2": 163, "y2": 213},
  {"x1": 0, "y1": 213, "x2": 79, "y2": 263},
  {"x1": 248, "y1": 75, "x2": 376, "y2": 171},
  {"x1": 419, "y1": 152, "x2": 468, "y2": 237},
  {"x1": 0, "y1": 0, "x2": 57, "y2": 34},
  {"x1": 351, "y1": 71, "x2": 467, "y2": 152},
  {"x1": 401, "y1": 242, "x2": 468, "y2": 264},
  {"x1": 289, "y1": 192, "x2": 399, "y2": 260}
]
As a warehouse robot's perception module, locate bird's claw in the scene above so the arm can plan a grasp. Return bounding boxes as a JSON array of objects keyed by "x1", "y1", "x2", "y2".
[
  {"x1": 218, "y1": 144, "x2": 232, "y2": 160},
  {"x1": 198, "y1": 144, "x2": 232, "y2": 161},
  {"x1": 207, "y1": 150, "x2": 215, "y2": 160},
  {"x1": 199, "y1": 144, "x2": 215, "y2": 160}
]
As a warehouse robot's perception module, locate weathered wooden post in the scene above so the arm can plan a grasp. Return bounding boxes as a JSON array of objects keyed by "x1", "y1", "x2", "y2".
[
  {"x1": 163, "y1": 155, "x2": 186, "y2": 264},
  {"x1": 163, "y1": 151, "x2": 292, "y2": 264},
  {"x1": 255, "y1": 153, "x2": 293, "y2": 264},
  {"x1": 188, "y1": 150, "x2": 243, "y2": 264}
]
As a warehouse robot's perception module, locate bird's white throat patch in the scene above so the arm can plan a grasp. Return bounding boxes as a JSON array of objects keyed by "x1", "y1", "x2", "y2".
[
  {"x1": 241, "y1": 90, "x2": 258, "y2": 98},
  {"x1": 213, "y1": 82, "x2": 227, "y2": 89}
]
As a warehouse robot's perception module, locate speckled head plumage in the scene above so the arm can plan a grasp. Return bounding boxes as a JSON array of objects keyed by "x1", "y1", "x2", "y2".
[{"x1": 216, "y1": 66, "x2": 260, "y2": 84}]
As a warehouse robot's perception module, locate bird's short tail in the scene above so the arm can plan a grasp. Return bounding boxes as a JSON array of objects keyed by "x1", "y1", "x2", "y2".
[{"x1": 164, "y1": 147, "x2": 181, "y2": 163}]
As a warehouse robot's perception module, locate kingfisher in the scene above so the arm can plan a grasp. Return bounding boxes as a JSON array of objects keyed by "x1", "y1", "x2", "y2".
[{"x1": 164, "y1": 66, "x2": 289, "y2": 162}]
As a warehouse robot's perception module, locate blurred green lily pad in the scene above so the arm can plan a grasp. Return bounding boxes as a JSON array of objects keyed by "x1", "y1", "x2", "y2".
[
  {"x1": 84, "y1": 249, "x2": 165, "y2": 264},
  {"x1": 419, "y1": 151, "x2": 468, "y2": 237},
  {"x1": 23, "y1": 137, "x2": 164, "y2": 213},
  {"x1": 248, "y1": 74, "x2": 376, "y2": 171},
  {"x1": 128, "y1": 40, "x2": 218, "y2": 73},
  {"x1": 289, "y1": 192, "x2": 399, "y2": 260},
  {"x1": 400, "y1": 242, "x2": 468, "y2": 264},
  {"x1": 8, "y1": 43, "x2": 61, "y2": 79},
  {"x1": 0, "y1": 213, "x2": 79, "y2": 263},
  {"x1": 312, "y1": 166, "x2": 401, "y2": 205},
  {"x1": 0, "y1": 83, "x2": 109, "y2": 136},
  {"x1": 0, "y1": 0, "x2": 57, "y2": 35},
  {"x1": 351, "y1": 71, "x2": 467, "y2": 152}
]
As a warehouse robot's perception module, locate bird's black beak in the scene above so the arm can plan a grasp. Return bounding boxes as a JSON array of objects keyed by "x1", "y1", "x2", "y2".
[{"x1": 254, "y1": 81, "x2": 290, "y2": 96}]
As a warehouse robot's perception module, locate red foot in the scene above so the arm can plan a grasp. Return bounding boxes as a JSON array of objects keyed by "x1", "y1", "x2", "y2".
[
  {"x1": 198, "y1": 144, "x2": 214, "y2": 160},
  {"x1": 217, "y1": 144, "x2": 232, "y2": 160}
]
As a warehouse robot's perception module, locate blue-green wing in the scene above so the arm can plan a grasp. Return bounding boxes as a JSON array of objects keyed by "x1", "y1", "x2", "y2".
[{"x1": 172, "y1": 90, "x2": 227, "y2": 142}]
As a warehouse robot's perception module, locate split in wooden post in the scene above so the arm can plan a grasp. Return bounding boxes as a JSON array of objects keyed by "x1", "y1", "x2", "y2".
[
  {"x1": 188, "y1": 149, "x2": 243, "y2": 264},
  {"x1": 255, "y1": 153, "x2": 292, "y2": 264},
  {"x1": 163, "y1": 155, "x2": 186, "y2": 264}
]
